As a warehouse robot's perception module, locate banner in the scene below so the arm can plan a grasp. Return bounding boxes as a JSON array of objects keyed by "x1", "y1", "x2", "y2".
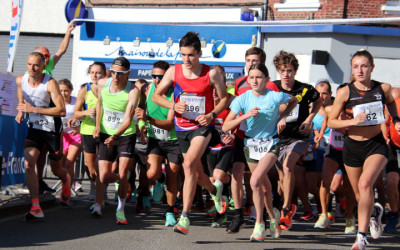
[
  {"x1": 7, "y1": 0, "x2": 24, "y2": 73},
  {"x1": 0, "y1": 71, "x2": 26, "y2": 186}
]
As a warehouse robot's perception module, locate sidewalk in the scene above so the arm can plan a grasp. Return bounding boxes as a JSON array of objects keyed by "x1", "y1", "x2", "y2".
[{"x1": 0, "y1": 179, "x2": 97, "y2": 219}]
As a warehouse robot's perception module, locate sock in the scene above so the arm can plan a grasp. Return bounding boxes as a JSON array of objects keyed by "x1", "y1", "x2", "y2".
[
  {"x1": 372, "y1": 206, "x2": 378, "y2": 217},
  {"x1": 357, "y1": 232, "x2": 367, "y2": 237},
  {"x1": 182, "y1": 211, "x2": 189, "y2": 218},
  {"x1": 31, "y1": 198, "x2": 41, "y2": 210},
  {"x1": 235, "y1": 208, "x2": 243, "y2": 216},
  {"x1": 117, "y1": 197, "x2": 126, "y2": 211},
  {"x1": 166, "y1": 205, "x2": 174, "y2": 213}
]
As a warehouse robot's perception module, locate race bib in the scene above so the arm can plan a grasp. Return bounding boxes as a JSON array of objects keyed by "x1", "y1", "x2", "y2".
[
  {"x1": 150, "y1": 124, "x2": 170, "y2": 140},
  {"x1": 215, "y1": 125, "x2": 231, "y2": 141},
  {"x1": 180, "y1": 94, "x2": 205, "y2": 120},
  {"x1": 29, "y1": 113, "x2": 55, "y2": 132},
  {"x1": 103, "y1": 108, "x2": 125, "y2": 130},
  {"x1": 352, "y1": 101, "x2": 385, "y2": 126},
  {"x1": 88, "y1": 115, "x2": 96, "y2": 124},
  {"x1": 330, "y1": 129, "x2": 345, "y2": 149},
  {"x1": 286, "y1": 104, "x2": 299, "y2": 123},
  {"x1": 246, "y1": 137, "x2": 274, "y2": 161}
]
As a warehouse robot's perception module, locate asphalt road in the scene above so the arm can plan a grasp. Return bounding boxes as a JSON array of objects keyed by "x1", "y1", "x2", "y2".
[{"x1": 0, "y1": 195, "x2": 399, "y2": 250}]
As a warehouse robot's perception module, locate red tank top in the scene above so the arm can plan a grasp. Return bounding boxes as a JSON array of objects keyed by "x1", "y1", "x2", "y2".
[
  {"x1": 389, "y1": 97, "x2": 400, "y2": 147},
  {"x1": 209, "y1": 108, "x2": 235, "y2": 150},
  {"x1": 173, "y1": 63, "x2": 214, "y2": 131}
]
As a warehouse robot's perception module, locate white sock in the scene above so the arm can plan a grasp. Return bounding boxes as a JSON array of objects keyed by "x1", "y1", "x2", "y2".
[{"x1": 117, "y1": 197, "x2": 126, "y2": 211}]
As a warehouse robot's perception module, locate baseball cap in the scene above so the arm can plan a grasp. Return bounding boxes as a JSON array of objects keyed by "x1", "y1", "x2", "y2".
[{"x1": 112, "y1": 57, "x2": 130, "y2": 70}]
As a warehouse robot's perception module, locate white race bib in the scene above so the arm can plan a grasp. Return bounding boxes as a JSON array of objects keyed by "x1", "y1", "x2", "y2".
[
  {"x1": 246, "y1": 138, "x2": 274, "y2": 160},
  {"x1": 29, "y1": 113, "x2": 55, "y2": 132},
  {"x1": 180, "y1": 94, "x2": 205, "y2": 120},
  {"x1": 286, "y1": 104, "x2": 299, "y2": 123},
  {"x1": 352, "y1": 101, "x2": 385, "y2": 126},
  {"x1": 150, "y1": 124, "x2": 170, "y2": 140},
  {"x1": 215, "y1": 124, "x2": 231, "y2": 141},
  {"x1": 330, "y1": 129, "x2": 345, "y2": 149},
  {"x1": 103, "y1": 108, "x2": 125, "y2": 130}
]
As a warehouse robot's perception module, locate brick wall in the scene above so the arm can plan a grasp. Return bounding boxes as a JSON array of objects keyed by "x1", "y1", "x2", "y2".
[{"x1": 266, "y1": 0, "x2": 399, "y2": 20}]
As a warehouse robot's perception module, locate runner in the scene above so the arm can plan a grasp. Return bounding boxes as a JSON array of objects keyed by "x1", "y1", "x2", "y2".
[
  {"x1": 382, "y1": 87, "x2": 400, "y2": 234},
  {"x1": 135, "y1": 61, "x2": 182, "y2": 226},
  {"x1": 93, "y1": 57, "x2": 139, "y2": 224},
  {"x1": 228, "y1": 47, "x2": 280, "y2": 233},
  {"x1": 74, "y1": 62, "x2": 106, "y2": 207},
  {"x1": 328, "y1": 49, "x2": 400, "y2": 249},
  {"x1": 272, "y1": 50, "x2": 323, "y2": 230},
  {"x1": 59, "y1": 79, "x2": 82, "y2": 187},
  {"x1": 15, "y1": 52, "x2": 71, "y2": 220},
  {"x1": 223, "y1": 63, "x2": 298, "y2": 241},
  {"x1": 152, "y1": 31, "x2": 229, "y2": 235}
]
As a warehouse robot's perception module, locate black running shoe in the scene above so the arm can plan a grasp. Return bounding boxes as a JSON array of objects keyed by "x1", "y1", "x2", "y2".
[
  {"x1": 226, "y1": 214, "x2": 244, "y2": 233},
  {"x1": 38, "y1": 180, "x2": 56, "y2": 194}
]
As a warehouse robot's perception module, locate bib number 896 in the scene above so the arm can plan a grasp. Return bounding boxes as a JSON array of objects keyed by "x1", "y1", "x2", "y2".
[{"x1": 186, "y1": 105, "x2": 200, "y2": 112}]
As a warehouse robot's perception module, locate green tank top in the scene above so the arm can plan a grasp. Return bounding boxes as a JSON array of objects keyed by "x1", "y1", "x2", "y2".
[
  {"x1": 146, "y1": 82, "x2": 177, "y2": 141},
  {"x1": 80, "y1": 83, "x2": 97, "y2": 135},
  {"x1": 100, "y1": 78, "x2": 136, "y2": 136}
]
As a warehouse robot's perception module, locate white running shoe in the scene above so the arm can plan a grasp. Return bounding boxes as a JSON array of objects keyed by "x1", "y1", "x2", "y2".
[{"x1": 369, "y1": 203, "x2": 383, "y2": 239}]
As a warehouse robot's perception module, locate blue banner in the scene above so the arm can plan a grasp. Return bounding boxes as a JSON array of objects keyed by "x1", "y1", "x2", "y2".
[{"x1": 0, "y1": 115, "x2": 26, "y2": 186}]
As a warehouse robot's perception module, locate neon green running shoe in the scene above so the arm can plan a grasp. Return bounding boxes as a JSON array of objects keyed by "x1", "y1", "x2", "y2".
[
  {"x1": 173, "y1": 215, "x2": 190, "y2": 235},
  {"x1": 116, "y1": 210, "x2": 127, "y2": 225}
]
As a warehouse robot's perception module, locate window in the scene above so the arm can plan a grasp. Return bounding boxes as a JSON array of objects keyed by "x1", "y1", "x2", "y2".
[
  {"x1": 274, "y1": 0, "x2": 321, "y2": 12},
  {"x1": 381, "y1": 0, "x2": 400, "y2": 15}
]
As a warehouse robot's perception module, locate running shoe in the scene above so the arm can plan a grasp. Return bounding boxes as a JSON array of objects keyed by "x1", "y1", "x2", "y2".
[
  {"x1": 339, "y1": 197, "x2": 348, "y2": 215},
  {"x1": 226, "y1": 214, "x2": 245, "y2": 233},
  {"x1": 269, "y1": 208, "x2": 281, "y2": 239},
  {"x1": 369, "y1": 202, "x2": 383, "y2": 239},
  {"x1": 152, "y1": 180, "x2": 164, "y2": 203},
  {"x1": 345, "y1": 217, "x2": 356, "y2": 234},
  {"x1": 114, "y1": 182, "x2": 119, "y2": 201},
  {"x1": 250, "y1": 222, "x2": 265, "y2": 242},
  {"x1": 74, "y1": 182, "x2": 83, "y2": 192},
  {"x1": 165, "y1": 212, "x2": 177, "y2": 227},
  {"x1": 38, "y1": 179, "x2": 56, "y2": 194},
  {"x1": 173, "y1": 215, "x2": 190, "y2": 235},
  {"x1": 244, "y1": 204, "x2": 252, "y2": 215},
  {"x1": 210, "y1": 181, "x2": 225, "y2": 214},
  {"x1": 384, "y1": 212, "x2": 399, "y2": 234},
  {"x1": 212, "y1": 213, "x2": 227, "y2": 228},
  {"x1": 25, "y1": 208, "x2": 44, "y2": 221},
  {"x1": 126, "y1": 186, "x2": 132, "y2": 202},
  {"x1": 91, "y1": 203, "x2": 102, "y2": 217},
  {"x1": 60, "y1": 175, "x2": 72, "y2": 206},
  {"x1": 228, "y1": 198, "x2": 235, "y2": 210},
  {"x1": 206, "y1": 205, "x2": 217, "y2": 217},
  {"x1": 279, "y1": 204, "x2": 297, "y2": 230},
  {"x1": 300, "y1": 209, "x2": 315, "y2": 222},
  {"x1": 327, "y1": 211, "x2": 335, "y2": 224},
  {"x1": 351, "y1": 234, "x2": 369, "y2": 250},
  {"x1": 116, "y1": 210, "x2": 127, "y2": 225},
  {"x1": 314, "y1": 214, "x2": 331, "y2": 228},
  {"x1": 129, "y1": 188, "x2": 137, "y2": 203}
]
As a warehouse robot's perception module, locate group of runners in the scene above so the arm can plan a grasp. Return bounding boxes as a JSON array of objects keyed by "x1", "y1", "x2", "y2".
[{"x1": 15, "y1": 31, "x2": 400, "y2": 250}]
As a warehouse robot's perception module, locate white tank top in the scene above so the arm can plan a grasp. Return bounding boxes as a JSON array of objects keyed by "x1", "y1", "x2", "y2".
[
  {"x1": 21, "y1": 73, "x2": 56, "y2": 132},
  {"x1": 62, "y1": 96, "x2": 80, "y2": 133}
]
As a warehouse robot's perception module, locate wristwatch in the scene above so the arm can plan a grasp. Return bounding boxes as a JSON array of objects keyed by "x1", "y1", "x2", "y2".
[
  {"x1": 211, "y1": 112, "x2": 217, "y2": 118},
  {"x1": 113, "y1": 134, "x2": 119, "y2": 140}
]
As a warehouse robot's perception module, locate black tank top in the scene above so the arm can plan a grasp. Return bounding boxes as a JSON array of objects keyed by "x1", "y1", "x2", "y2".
[{"x1": 344, "y1": 80, "x2": 385, "y2": 119}]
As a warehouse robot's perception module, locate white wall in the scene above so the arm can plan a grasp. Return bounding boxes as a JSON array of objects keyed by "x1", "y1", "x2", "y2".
[{"x1": 0, "y1": 0, "x2": 68, "y2": 34}]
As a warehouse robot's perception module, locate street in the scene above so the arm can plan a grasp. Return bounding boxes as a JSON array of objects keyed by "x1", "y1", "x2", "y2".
[{"x1": 0, "y1": 185, "x2": 399, "y2": 250}]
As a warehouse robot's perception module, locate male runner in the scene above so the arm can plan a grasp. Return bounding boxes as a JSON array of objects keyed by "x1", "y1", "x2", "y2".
[
  {"x1": 135, "y1": 60, "x2": 182, "y2": 226},
  {"x1": 152, "y1": 31, "x2": 229, "y2": 235},
  {"x1": 272, "y1": 50, "x2": 322, "y2": 230},
  {"x1": 93, "y1": 57, "x2": 139, "y2": 224},
  {"x1": 15, "y1": 52, "x2": 71, "y2": 220}
]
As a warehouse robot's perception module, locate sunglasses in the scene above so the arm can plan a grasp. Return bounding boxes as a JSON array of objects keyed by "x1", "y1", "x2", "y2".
[
  {"x1": 152, "y1": 74, "x2": 163, "y2": 80},
  {"x1": 110, "y1": 69, "x2": 130, "y2": 76},
  {"x1": 42, "y1": 53, "x2": 51, "y2": 58}
]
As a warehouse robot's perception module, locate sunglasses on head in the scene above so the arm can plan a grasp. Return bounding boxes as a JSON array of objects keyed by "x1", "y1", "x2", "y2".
[
  {"x1": 110, "y1": 69, "x2": 130, "y2": 76},
  {"x1": 42, "y1": 53, "x2": 51, "y2": 58},
  {"x1": 152, "y1": 74, "x2": 163, "y2": 80}
]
